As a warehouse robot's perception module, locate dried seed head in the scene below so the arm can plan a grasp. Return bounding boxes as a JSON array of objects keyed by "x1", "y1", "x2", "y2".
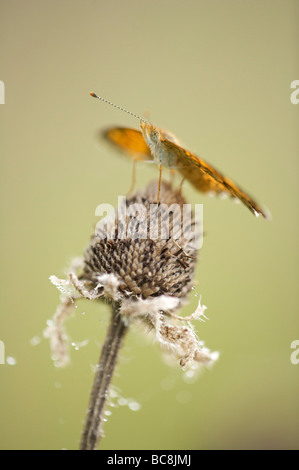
[
  {"x1": 46, "y1": 180, "x2": 219, "y2": 371},
  {"x1": 84, "y1": 180, "x2": 198, "y2": 301}
]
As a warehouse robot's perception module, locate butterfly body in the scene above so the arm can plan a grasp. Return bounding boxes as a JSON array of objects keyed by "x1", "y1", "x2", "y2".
[{"x1": 140, "y1": 122, "x2": 181, "y2": 168}]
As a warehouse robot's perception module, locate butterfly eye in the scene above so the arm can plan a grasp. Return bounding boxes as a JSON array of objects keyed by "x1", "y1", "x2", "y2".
[{"x1": 150, "y1": 130, "x2": 160, "y2": 142}]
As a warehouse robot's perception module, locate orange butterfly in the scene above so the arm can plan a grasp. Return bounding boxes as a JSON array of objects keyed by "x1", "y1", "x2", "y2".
[{"x1": 91, "y1": 92, "x2": 270, "y2": 219}]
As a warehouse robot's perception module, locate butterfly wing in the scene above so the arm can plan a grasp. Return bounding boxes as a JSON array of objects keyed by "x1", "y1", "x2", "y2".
[
  {"x1": 160, "y1": 139, "x2": 269, "y2": 219},
  {"x1": 102, "y1": 127, "x2": 152, "y2": 161}
]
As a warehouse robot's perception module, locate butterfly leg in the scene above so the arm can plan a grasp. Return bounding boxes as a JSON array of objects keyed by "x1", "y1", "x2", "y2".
[
  {"x1": 126, "y1": 159, "x2": 137, "y2": 196},
  {"x1": 157, "y1": 164, "x2": 162, "y2": 204},
  {"x1": 126, "y1": 156, "x2": 149, "y2": 195},
  {"x1": 179, "y1": 176, "x2": 186, "y2": 195}
]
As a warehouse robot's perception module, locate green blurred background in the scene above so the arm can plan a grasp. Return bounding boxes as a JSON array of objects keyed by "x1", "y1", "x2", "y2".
[{"x1": 0, "y1": 0, "x2": 298, "y2": 450}]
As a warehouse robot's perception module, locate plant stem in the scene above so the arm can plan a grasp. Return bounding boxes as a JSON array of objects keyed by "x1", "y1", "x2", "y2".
[{"x1": 79, "y1": 303, "x2": 128, "y2": 450}]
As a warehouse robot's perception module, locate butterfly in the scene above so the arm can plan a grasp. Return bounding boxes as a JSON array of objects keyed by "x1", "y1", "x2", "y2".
[{"x1": 91, "y1": 92, "x2": 270, "y2": 219}]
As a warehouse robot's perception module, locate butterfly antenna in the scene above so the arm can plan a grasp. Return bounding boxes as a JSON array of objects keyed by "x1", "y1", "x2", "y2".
[{"x1": 90, "y1": 92, "x2": 147, "y2": 123}]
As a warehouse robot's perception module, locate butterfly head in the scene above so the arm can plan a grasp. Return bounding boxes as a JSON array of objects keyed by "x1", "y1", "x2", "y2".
[{"x1": 140, "y1": 121, "x2": 161, "y2": 150}]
